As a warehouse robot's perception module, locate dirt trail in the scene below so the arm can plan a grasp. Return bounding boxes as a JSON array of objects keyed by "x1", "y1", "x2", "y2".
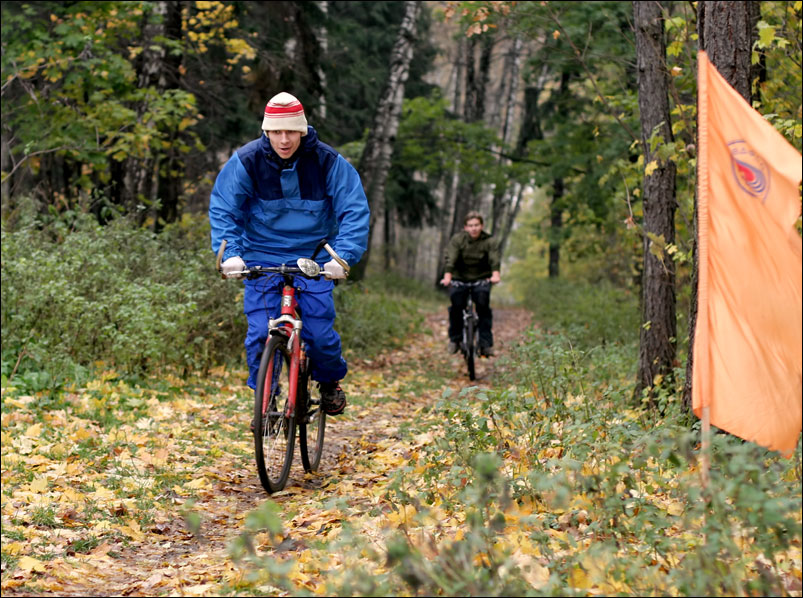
[{"x1": 5, "y1": 307, "x2": 533, "y2": 596}]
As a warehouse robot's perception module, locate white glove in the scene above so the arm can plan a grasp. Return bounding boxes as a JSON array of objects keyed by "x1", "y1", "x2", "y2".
[
  {"x1": 221, "y1": 256, "x2": 246, "y2": 279},
  {"x1": 323, "y1": 260, "x2": 348, "y2": 280}
]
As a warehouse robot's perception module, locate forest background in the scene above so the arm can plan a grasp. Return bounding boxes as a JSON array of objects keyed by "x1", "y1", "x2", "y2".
[{"x1": 1, "y1": 1, "x2": 802, "y2": 596}]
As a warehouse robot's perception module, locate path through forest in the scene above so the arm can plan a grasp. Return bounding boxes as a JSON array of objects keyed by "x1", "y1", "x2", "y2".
[{"x1": 2, "y1": 307, "x2": 533, "y2": 596}]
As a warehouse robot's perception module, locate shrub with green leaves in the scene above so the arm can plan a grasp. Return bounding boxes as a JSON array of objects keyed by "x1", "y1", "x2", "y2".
[
  {"x1": 514, "y1": 276, "x2": 640, "y2": 349},
  {"x1": 1, "y1": 211, "x2": 436, "y2": 394},
  {"x1": 1, "y1": 212, "x2": 244, "y2": 392},
  {"x1": 334, "y1": 272, "x2": 440, "y2": 359}
]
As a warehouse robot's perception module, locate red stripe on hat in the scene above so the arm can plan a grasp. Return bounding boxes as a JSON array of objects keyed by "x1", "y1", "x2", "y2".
[{"x1": 265, "y1": 103, "x2": 303, "y2": 115}]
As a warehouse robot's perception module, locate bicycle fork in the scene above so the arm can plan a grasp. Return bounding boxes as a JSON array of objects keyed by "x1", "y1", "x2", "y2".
[{"x1": 267, "y1": 285, "x2": 304, "y2": 418}]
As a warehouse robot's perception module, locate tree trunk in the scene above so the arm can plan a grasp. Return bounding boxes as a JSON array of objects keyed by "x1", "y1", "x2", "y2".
[
  {"x1": 549, "y1": 178, "x2": 563, "y2": 278},
  {"x1": 634, "y1": 1, "x2": 678, "y2": 402},
  {"x1": 316, "y1": 1, "x2": 329, "y2": 120},
  {"x1": 490, "y1": 35, "x2": 523, "y2": 237},
  {"x1": 447, "y1": 34, "x2": 495, "y2": 241},
  {"x1": 487, "y1": 70, "x2": 546, "y2": 260},
  {"x1": 683, "y1": 1, "x2": 756, "y2": 412},
  {"x1": 351, "y1": 0, "x2": 421, "y2": 280},
  {"x1": 133, "y1": 1, "x2": 170, "y2": 223},
  {"x1": 154, "y1": 1, "x2": 184, "y2": 230}
]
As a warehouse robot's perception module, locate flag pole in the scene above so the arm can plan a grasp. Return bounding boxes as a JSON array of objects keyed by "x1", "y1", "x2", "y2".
[{"x1": 701, "y1": 406, "x2": 710, "y2": 489}]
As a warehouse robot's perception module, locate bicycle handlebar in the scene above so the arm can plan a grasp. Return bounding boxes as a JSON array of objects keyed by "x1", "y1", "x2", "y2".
[
  {"x1": 449, "y1": 279, "x2": 492, "y2": 288},
  {"x1": 216, "y1": 239, "x2": 347, "y2": 281}
]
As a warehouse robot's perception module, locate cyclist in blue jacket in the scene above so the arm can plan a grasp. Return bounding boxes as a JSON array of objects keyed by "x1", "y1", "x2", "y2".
[{"x1": 209, "y1": 92, "x2": 370, "y2": 417}]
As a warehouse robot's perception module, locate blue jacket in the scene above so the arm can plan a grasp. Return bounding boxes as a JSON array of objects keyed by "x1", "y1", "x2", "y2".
[{"x1": 209, "y1": 126, "x2": 370, "y2": 266}]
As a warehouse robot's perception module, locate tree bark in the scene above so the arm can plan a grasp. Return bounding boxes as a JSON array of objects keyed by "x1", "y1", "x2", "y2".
[
  {"x1": 352, "y1": 0, "x2": 421, "y2": 280},
  {"x1": 548, "y1": 178, "x2": 564, "y2": 278},
  {"x1": 683, "y1": 1, "x2": 756, "y2": 412},
  {"x1": 490, "y1": 35, "x2": 523, "y2": 239},
  {"x1": 634, "y1": 1, "x2": 678, "y2": 401},
  {"x1": 155, "y1": 0, "x2": 184, "y2": 230},
  {"x1": 447, "y1": 34, "x2": 495, "y2": 241}
]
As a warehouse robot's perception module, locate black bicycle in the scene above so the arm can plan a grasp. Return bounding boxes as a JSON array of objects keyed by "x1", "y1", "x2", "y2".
[
  {"x1": 450, "y1": 280, "x2": 489, "y2": 381},
  {"x1": 216, "y1": 238, "x2": 349, "y2": 493}
]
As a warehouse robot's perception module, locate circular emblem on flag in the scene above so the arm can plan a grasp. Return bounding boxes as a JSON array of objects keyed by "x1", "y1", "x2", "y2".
[{"x1": 728, "y1": 140, "x2": 770, "y2": 203}]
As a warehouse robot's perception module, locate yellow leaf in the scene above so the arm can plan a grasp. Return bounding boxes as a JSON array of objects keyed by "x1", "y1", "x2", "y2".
[
  {"x1": 645, "y1": 160, "x2": 658, "y2": 176},
  {"x1": 385, "y1": 504, "x2": 416, "y2": 526},
  {"x1": 116, "y1": 519, "x2": 145, "y2": 542},
  {"x1": 71, "y1": 427, "x2": 92, "y2": 441},
  {"x1": 92, "y1": 520, "x2": 113, "y2": 533},
  {"x1": 17, "y1": 556, "x2": 46, "y2": 573},
  {"x1": 512, "y1": 551, "x2": 549, "y2": 589},
  {"x1": 185, "y1": 477, "x2": 209, "y2": 490},
  {"x1": 569, "y1": 565, "x2": 591, "y2": 589},
  {"x1": 25, "y1": 423, "x2": 43, "y2": 438},
  {"x1": 4, "y1": 542, "x2": 24, "y2": 555},
  {"x1": 29, "y1": 477, "x2": 49, "y2": 493}
]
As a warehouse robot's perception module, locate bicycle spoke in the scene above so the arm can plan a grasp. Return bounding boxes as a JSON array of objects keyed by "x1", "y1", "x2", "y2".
[
  {"x1": 299, "y1": 367, "x2": 326, "y2": 473},
  {"x1": 254, "y1": 337, "x2": 296, "y2": 493}
]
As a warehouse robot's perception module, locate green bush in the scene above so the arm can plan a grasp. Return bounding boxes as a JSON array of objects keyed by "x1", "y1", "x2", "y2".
[
  {"x1": 335, "y1": 272, "x2": 441, "y2": 358},
  {"x1": 1, "y1": 213, "x2": 245, "y2": 391},
  {"x1": 515, "y1": 276, "x2": 640, "y2": 348},
  {"x1": 1, "y1": 211, "x2": 435, "y2": 393}
]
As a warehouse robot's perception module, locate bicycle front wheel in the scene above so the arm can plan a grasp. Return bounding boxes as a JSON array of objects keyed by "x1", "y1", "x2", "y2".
[
  {"x1": 465, "y1": 312, "x2": 476, "y2": 381},
  {"x1": 254, "y1": 336, "x2": 296, "y2": 493},
  {"x1": 299, "y1": 364, "x2": 326, "y2": 473}
]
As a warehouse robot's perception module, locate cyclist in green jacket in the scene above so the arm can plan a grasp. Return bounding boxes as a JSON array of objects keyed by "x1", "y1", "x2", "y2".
[{"x1": 439, "y1": 211, "x2": 501, "y2": 356}]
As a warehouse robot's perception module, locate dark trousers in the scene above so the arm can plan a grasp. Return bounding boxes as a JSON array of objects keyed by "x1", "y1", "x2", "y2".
[{"x1": 448, "y1": 284, "x2": 493, "y2": 347}]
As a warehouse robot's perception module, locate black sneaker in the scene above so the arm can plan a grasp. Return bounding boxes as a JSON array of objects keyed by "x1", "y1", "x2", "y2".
[
  {"x1": 448, "y1": 341, "x2": 459, "y2": 354},
  {"x1": 319, "y1": 381, "x2": 346, "y2": 416},
  {"x1": 479, "y1": 345, "x2": 495, "y2": 357}
]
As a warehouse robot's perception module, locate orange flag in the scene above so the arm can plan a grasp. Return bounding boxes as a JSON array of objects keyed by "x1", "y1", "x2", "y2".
[{"x1": 693, "y1": 50, "x2": 802, "y2": 457}]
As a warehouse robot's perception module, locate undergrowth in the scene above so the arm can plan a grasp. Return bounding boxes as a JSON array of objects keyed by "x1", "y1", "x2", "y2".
[
  {"x1": 1, "y1": 210, "x2": 430, "y2": 396},
  {"x1": 233, "y1": 275, "x2": 802, "y2": 597}
]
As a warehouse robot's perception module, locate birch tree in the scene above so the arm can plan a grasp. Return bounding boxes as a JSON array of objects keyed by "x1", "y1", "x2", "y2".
[{"x1": 353, "y1": 0, "x2": 421, "y2": 278}]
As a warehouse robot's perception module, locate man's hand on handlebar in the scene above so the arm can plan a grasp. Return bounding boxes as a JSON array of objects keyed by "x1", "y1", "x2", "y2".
[
  {"x1": 439, "y1": 272, "x2": 452, "y2": 287},
  {"x1": 489, "y1": 271, "x2": 501, "y2": 285},
  {"x1": 222, "y1": 256, "x2": 246, "y2": 279},
  {"x1": 323, "y1": 260, "x2": 347, "y2": 280}
]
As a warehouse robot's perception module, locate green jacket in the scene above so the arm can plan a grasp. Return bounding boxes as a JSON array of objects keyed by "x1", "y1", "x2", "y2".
[{"x1": 444, "y1": 230, "x2": 501, "y2": 281}]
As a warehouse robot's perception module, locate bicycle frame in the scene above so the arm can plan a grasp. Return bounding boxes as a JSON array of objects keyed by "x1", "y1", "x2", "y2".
[
  {"x1": 216, "y1": 237, "x2": 343, "y2": 492},
  {"x1": 462, "y1": 295, "x2": 475, "y2": 346},
  {"x1": 267, "y1": 279, "x2": 305, "y2": 419}
]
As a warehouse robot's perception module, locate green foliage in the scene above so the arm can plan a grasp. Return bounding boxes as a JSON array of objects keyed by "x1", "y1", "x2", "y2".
[
  {"x1": 382, "y1": 316, "x2": 799, "y2": 596},
  {"x1": 0, "y1": 1, "x2": 203, "y2": 198},
  {"x1": 1, "y1": 210, "x2": 244, "y2": 392},
  {"x1": 0, "y1": 212, "x2": 434, "y2": 394},
  {"x1": 335, "y1": 272, "x2": 441, "y2": 359},
  {"x1": 509, "y1": 272, "x2": 640, "y2": 349},
  {"x1": 753, "y1": 2, "x2": 803, "y2": 151},
  {"x1": 230, "y1": 296, "x2": 800, "y2": 594},
  {"x1": 396, "y1": 93, "x2": 508, "y2": 191},
  {"x1": 321, "y1": 1, "x2": 439, "y2": 146}
]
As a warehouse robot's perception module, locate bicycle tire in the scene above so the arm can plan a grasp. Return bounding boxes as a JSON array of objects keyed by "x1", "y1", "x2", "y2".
[
  {"x1": 465, "y1": 310, "x2": 476, "y2": 381},
  {"x1": 254, "y1": 335, "x2": 296, "y2": 493},
  {"x1": 298, "y1": 362, "x2": 326, "y2": 473}
]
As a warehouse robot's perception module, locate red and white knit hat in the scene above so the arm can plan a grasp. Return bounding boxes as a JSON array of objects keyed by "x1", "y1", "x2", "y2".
[{"x1": 261, "y1": 92, "x2": 308, "y2": 136}]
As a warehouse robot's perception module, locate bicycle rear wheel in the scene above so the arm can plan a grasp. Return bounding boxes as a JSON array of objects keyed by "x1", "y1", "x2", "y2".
[
  {"x1": 299, "y1": 362, "x2": 326, "y2": 473},
  {"x1": 254, "y1": 336, "x2": 296, "y2": 493},
  {"x1": 464, "y1": 310, "x2": 476, "y2": 381}
]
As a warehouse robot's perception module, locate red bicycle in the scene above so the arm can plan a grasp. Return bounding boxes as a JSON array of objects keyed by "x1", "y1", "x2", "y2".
[{"x1": 216, "y1": 239, "x2": 349, "y2": 493}]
